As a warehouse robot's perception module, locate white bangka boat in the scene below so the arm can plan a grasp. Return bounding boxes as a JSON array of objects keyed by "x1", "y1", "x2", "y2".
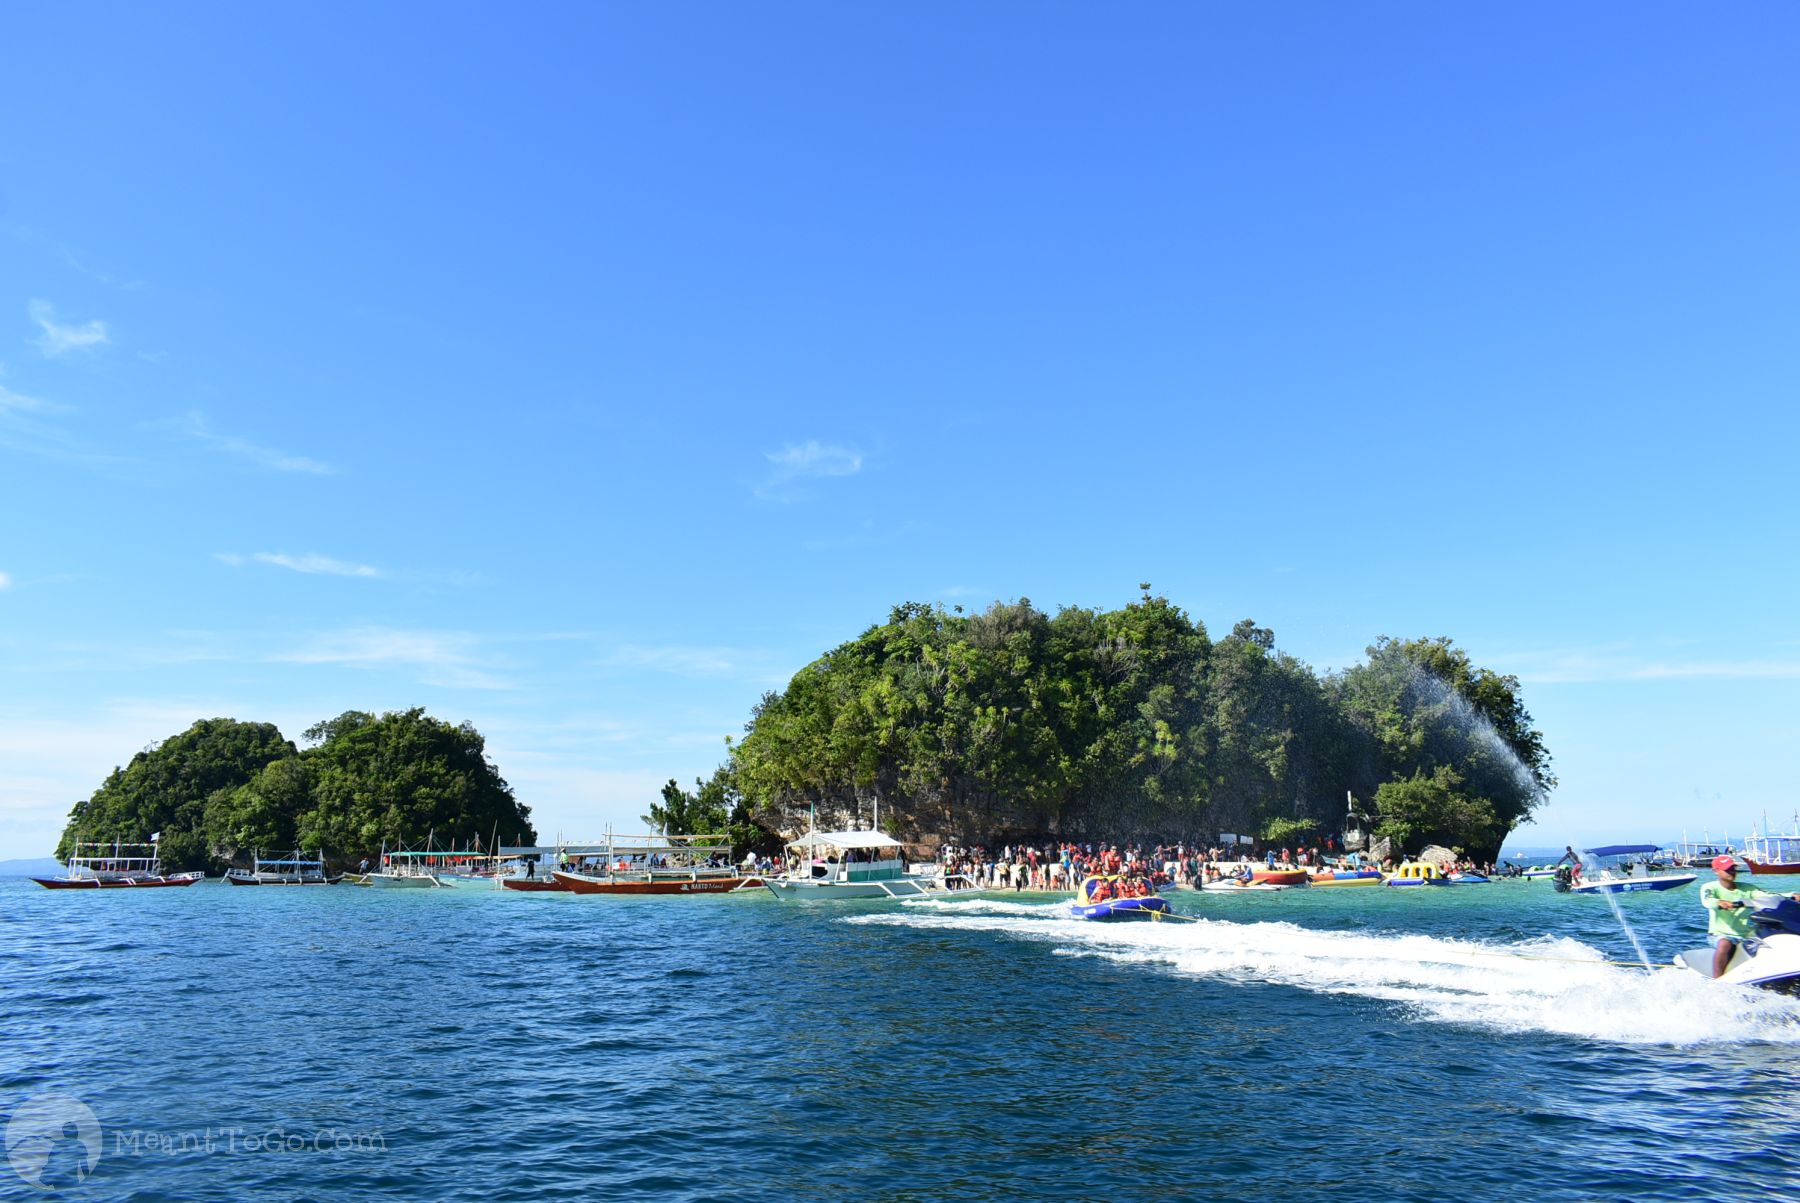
[
  {"x1": 763, "y1": 830, "x2": 969, "y2": 901},
  {"x1": 347, "y1": 844, "x2": 452, "y2": 889},
  {"x1": 33, "y1": 840, "x2": 205, "y2": 889},
  {"x1": 224, "y1": 849, "x2": 339, "y2": 885}
]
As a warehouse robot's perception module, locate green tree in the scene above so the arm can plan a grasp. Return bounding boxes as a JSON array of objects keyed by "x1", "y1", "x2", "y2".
[
  {"x1": 57, "y1": 719, "x2": 295, "y2": 870},
  {"x1": 1372, "y1": 767, "x2": 1500, "y2": 854},
  {"x1": 296, "y1": 707, "x2": 534, "y2": 856}
]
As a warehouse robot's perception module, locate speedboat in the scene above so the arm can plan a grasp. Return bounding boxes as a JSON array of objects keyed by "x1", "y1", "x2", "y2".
[
  {"x1": 1673, "y1": 898, "x2": 1800, "y2": 992},
  {"x1": 1557, "y1": 845, "x2": 1696, "y2": 894},
  {"x1": 1069, "y1": 875, "x2": 1171, "y2": 920}
]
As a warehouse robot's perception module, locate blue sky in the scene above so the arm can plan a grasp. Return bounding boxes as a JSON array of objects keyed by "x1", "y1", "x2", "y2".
[{"x1": 3, "y1": 3, "x2": 1796, "y2": 860}]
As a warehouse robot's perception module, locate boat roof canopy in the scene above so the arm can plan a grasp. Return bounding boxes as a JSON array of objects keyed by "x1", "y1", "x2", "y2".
[
  {"x1": 787, "y1": 830, "x2": 903, "y2": 851},
  {"x1": 1583, "y1": 844, "x2": 1657, "y2": 857}
]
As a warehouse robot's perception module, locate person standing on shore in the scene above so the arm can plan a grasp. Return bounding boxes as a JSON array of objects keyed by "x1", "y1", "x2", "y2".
[{"x1": 1701, "y1": 855, "x2": 1800, "y2": 978}]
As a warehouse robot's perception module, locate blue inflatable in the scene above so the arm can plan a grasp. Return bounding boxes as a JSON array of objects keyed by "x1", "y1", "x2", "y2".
[{"x1": 1070, "y1": 875, "x2": 1171, "y2": 921}]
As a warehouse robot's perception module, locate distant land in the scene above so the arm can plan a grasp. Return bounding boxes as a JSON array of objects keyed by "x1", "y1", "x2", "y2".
[{"x1": 0, "y1": 857, "x2": 62, "y2": 877}]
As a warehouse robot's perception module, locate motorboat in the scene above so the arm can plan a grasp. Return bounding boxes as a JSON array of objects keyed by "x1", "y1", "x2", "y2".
[
  {"x1": 33, "y1": 841, "x2": 205, "y2": 889},
  {"x1": 1556, "y1": 845, "x2": 1696, "y2": 894},
  {"x1": 1385, "y1": 861, "x2": 1448, "y2": 887},
  {"x1": 764, "y1": 829, "x2": 971, "y2": 900},
  {"x1": 1673, "y1": 898, "x2": 1800, "y2": 992},
  {"x1": 1069, "y1": 875, "x2": 1171, "y2": 920}
]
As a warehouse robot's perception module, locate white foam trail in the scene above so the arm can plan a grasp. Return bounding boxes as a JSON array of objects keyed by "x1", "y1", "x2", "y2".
[{"x1": 849, "y1": 903, "x2": 1800, "y2": 1046}]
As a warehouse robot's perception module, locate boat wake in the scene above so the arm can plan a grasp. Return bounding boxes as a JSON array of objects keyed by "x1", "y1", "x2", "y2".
[{"x1": 850, "y1": 898, "x2": 1800, "y2": 1045}]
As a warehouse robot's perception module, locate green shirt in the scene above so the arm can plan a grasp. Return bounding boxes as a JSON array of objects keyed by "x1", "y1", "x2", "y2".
[{"x1": 1700, "y1": 880, "x2": 1780, "y2": 939}]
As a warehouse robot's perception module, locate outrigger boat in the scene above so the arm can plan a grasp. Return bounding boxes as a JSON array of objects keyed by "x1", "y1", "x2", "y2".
[
  {"x1": 552, "y1": 830, "x2": 763, "y2": 895},
  {"x1": 1069, "y1": 874, "x2": 1171, "y2": 920},
  {"x1": 1674, "y1": 898, "x2": 1800, "y2": 992},
  {"x1": 33, "y1": 841, "x2": 204, "y2": 889},
  {"x1": 1555, "y1": 845, "x2": 1696, "y2": 894},
  {"x1": 1742, "y1": 815, "x2": 1800, "y2": 876},
  {"x1": 346, "y1": 843, "x2": 451, "y2": 889},
  {"x1": 764, "y1": 829, "x2": 969, "y2": 901},
  {"x1": 224, "y1": 850, "x2": 339, "y2": 885}
]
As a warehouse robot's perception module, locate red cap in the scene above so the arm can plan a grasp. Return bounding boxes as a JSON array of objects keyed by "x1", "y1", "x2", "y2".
[{"x1": 1712, "y1": 855, "x2": 1737, "y2": 873}]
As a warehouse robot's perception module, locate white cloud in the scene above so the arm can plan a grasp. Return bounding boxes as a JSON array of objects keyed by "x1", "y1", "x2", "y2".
[
  {"x1": 0, "y1": 571, "x2": 10, "y2": 590},
  {"x1": 610, "y1": 643, "x2": 749, "y2": 677},
  {"x1": 215, "y1": 552, "x2": 381, "y2": 578},
  {"x1": 273, "y1": 626, "x2": 514, "y2": 690},
  {"x1": 756, "y1": 439, "x2": 863, "y2": 500},
  {"x1": 29, "y1": 300, "x2": 109, "y2": 356},
  {"x1": 181, "y1": 411, "x2": 334, "y2": 475},
  {"x1": 0, "y1": 383, "x2": 47, "y2": 413}
]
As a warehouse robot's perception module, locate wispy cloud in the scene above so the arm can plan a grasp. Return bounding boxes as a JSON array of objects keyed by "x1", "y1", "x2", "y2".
[
  {"x1": 0, "y1": 572, "x2": 11, "y2": 591},
  {"x1": 0, "y1": 382, "x2": 50, "y2": 414},
  {"x1": 610, "y1": 644, "x2": 749, "y2": 677},
  {"x1": 180, "y1": 411, "x2": 334, "y2": 475},
  {"x1": 29, "y1": 300, "x2": 109, "y2": 357},
  {"x1": 273, "y1": 626, "x2": 514, "y2": 690},
  {"x1": 755, "y1": 439, "x2": 863, "y2": 501},
  {"x1": 216, "y1": 552, "x2": 381, "y2": 578}
]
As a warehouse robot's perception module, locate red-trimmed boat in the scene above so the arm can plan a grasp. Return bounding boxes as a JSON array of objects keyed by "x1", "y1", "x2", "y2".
[
  {"x1": 1743, "y1": 816, "x2": 1800, "y2": 876},
  {"x1": 551, "y1": 830, "x2": 762, "y2": 896},
  {"x1": 34, "y1": 841, "x2": 205, "y2": 889}
]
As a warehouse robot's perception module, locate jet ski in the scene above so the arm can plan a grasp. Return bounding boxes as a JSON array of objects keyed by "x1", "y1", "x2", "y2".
[{"x1": 1673, "y1": 897, "x2": 1800, "y2": 993}]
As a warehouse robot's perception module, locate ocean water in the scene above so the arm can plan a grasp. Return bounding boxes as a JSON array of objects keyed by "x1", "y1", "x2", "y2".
[{"x1": 3, "y1": 875, "x2": 1798, "y2": 1201}]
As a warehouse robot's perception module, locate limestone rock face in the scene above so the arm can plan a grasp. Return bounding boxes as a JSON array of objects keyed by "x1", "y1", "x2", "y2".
[{"x1": 1419, "y1": 844, "x2": 1457, "y2": 867}]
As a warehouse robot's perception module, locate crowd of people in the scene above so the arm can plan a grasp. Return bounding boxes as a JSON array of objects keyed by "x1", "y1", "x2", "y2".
[{"x1": 934, "y1": 839, "x2": 1497, "y2": 892}]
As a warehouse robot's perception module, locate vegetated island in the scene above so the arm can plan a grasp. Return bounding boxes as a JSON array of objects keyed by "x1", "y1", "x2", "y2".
[{"x1": 54, "y1": 591, "x2": 1553, "y2": 871}]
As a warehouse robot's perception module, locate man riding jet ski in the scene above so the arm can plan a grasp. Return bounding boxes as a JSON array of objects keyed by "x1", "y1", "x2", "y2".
[{"x1": 1674, "y1": 897, "x2": 1800, "y2": 992}]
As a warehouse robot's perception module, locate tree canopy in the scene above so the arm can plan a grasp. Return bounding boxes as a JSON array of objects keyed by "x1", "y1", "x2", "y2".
[
  {"x1": 56, "y1": 708, "x2": 535, "y2": 870},
  {"x1": 728, "y1": 595, "x2": 1552, "y2": 858}
]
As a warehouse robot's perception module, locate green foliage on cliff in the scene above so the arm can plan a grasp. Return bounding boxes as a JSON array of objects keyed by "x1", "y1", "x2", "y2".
[
  {"x1": 729, "y1": 593, "x2": 1553, "y2": 857},
  {"x1": 56, "y1": 708, "x2": 534, "y2": 870}
]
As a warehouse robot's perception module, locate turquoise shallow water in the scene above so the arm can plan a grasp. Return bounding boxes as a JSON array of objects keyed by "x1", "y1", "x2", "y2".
[{"x1": 3, "y1": 875, "x2": 1798, "y2": 1201}]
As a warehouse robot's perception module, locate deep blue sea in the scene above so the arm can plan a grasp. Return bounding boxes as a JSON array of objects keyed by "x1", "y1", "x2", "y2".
[{"x1": 4, "y1": 875, "x2": 1798, "y2": 1201}]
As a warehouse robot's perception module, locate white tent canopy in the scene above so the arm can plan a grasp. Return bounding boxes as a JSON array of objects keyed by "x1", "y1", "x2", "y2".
[{"x1": 786, "y1": 830, "x2": 903, "y2": 852}]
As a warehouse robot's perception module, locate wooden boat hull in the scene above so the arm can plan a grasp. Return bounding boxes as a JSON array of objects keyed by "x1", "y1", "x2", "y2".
[
  {"x1": 224, "y1": 875, "x2": 340, "y2": 885},
  {"x1": 501, "y1": 877, "x2": 569, "y2": 892},
  {"x1": 554, "y1": 871, "x2": 762, "y2": 895},
  {"x1": 1743, "y1": 859, "x2": 1800, "y2": 876},
  {"x1": 33, "y1": 875, "x2": 202, "y2": 889}
]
